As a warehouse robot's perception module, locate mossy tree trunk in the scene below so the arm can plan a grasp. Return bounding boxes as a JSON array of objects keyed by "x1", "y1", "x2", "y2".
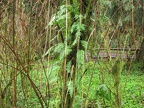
[
  {"x1": 61, "y1": 0, "x2": 95, "y2": 108},
  {"x1": 136, "y1": 39, "x2": 144, "y2": 61},
  {"x1": 136, "y1": 0, "x2": 144, "y2": 62}
]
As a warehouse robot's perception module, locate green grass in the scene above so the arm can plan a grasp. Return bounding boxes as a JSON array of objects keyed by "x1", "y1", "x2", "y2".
[
  {"x1": 2, "y1": 60, "x2": 143, "y2": 108},
  {"x1": 121, "y1": 75, "x2": 144, "y2": 108},
  {"x1": 37, "y1": 61, "x2": 143, "y2": 107},
  {"x1": 74, "y1": 60, "x2": 144, "y2": 108}
]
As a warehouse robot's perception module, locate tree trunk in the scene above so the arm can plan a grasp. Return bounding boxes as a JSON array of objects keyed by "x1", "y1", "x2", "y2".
[
  {"x1": 62, "y1": 1, "x2": 94, "y2": 108},
  {"x1": 136, "y1": 39, "x2": 144, "y2": 61}
]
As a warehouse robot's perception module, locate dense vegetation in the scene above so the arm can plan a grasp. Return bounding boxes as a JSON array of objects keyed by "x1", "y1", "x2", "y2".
[{"x1": 0, "y1": 0, "x2": 143, "y2": 108}]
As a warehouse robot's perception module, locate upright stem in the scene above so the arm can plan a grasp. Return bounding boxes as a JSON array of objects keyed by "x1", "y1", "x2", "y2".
[
  {"x1": 132, "y1": 0, "x2": 136, "y2": 46},
  {"x1": 62, "y1": 0, "x2": 68, "y2": 107},
  {"x1": 12, "y1": 0, "x2": 16, "y2": 108},
  {"x1": 0, "y1": 80, "x2": 4, "y2": 108}
]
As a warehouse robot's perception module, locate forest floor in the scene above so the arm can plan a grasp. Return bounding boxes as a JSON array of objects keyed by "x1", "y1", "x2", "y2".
[
  {"x1": 7, "y1": 60, "x2": 143, "y2": 108},
  {"x1": 21, "y1": 60, "x2": 143, "y2": 108}
]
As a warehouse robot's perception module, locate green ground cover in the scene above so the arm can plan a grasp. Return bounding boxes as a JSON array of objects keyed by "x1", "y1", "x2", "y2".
[{"x1": 2, "y1": 60, "x2": 143, "y2": 108}]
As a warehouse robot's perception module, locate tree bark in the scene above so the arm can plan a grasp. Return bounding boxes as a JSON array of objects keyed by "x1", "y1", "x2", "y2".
[
  {"x1": 62, "y1": 1, "x2": 94, "y2": 108},
  {"x1": 136, "y1": 39, "x2": 144, "y2": 61}
]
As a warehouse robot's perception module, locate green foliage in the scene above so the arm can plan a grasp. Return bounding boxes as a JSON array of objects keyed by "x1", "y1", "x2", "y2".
[
  {"x1": 52, "y1": 43, "x2": 72, "y2": 60},
  {"x1": 111, "y1": 58, "x2": 124, "y2": 77},
  {"x1": 96, "y1": 84, "x2": 111, "y2": 101},
  {"x1": 48, "y1": 5, "x2": 69, "y2": 26},
  {"x1": 1, "y1": 0, "x2": 143, "y2": 108},
  {"x1": 67, "y1": 80, "x2": 74, "y2": 97},
  {"x1": 77, "y1": 50, "x2": 84, "y2": 68},
  {"x1": 81, "y1": 41, "x2": 88, "y2": 50},
  {"x1": 54, "y1": 43, "x2": 65, "y2": 53},
  {"x1": 66, "y1": 60, "x2": 71, "y2": 74},
  {"x1": 122, "y1": 75, "x2": 144, "y2": 108},
  {"x1": 71, "y1": 22, "x2": 85, "y2": 46},
  {"x1": 124, "y1": 61, "x2": 144, "y2": 74},
  {"x1": 2, "y1": 60, "x2": 142, "y2": 108},
  {"x1": 48, "y1": 3, "x2": 85, "y2": 48}
]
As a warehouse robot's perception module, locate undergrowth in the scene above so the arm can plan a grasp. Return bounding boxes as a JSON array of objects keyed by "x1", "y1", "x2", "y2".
[{"x1": 14, "y1": 60, "x2": 144, "y2": 108}]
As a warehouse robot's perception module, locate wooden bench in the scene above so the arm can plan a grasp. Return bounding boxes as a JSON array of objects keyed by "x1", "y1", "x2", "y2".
[{"x1": 86, "y1": 48, "x2": 139, "y2": 61}]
